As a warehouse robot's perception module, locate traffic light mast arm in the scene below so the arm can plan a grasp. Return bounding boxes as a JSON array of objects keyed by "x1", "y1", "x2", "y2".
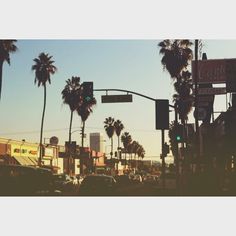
[{"x1": 94, "y1": 88, "x2": 175, "y2": 108}]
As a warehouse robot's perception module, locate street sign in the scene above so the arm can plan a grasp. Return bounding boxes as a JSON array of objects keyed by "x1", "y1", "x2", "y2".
[
  {"x1": 196, "y1": 87, "x2": 226, "y2": 95},
  {"x1": 101, "y1": 94, "x2": 133, "y2": 103},
  {"x1": 198, "y1": 95, "x2": 214, "y2": 102},
  {"x1": 192, "y1": 58, "x2": 236, "y2": 84}
]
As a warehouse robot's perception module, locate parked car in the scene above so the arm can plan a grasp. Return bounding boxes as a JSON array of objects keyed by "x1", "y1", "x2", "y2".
[
  {"x1": 52, "y1": 174, "x2": 74, "y2": 193},
  {"x1": 0, "y1": 165, "x2": 61, "y2": 196},
  {"x1": 115, "y1": 175, "x2": 132, "y2": 187},
  {"x1": 79, "y1": 174, "x2": 117, "y2": 196},
  {"x1": 143, "y1": 175, "x2": 159, "y2": 185},
  {"x1": 133, "y1": 174, "x2": 143, "y2": 184}
]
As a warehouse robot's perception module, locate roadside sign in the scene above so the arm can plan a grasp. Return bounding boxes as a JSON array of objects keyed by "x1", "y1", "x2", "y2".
[
  {"x1": 101, "y1": 94, "x2": 133, "y2": 103},
  {"x1": 192, "y1": 58, "x2": 236, "y2": 84},
  {"x1": 198, "y1": 95, "x2": 214, "y2": 102},
  {"x1": 197, "y1": 101, "x2": 211, "y2": 107},
  {"x1": 194, "y1": 87, "x2": 226, "y2": 95}
]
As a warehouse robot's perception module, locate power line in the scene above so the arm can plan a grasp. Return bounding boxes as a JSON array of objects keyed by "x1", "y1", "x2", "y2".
[{"x1": 0, "y1": 126, "x2": 159, "y2": 136}]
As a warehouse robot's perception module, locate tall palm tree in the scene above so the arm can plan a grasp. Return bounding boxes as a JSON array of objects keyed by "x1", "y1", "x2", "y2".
[
  {"x1": 0, "y1": 40, "x2": 18, "y2": 100},
  {"x1": 114, "y1": 119, "x2": 124, "y2": 159},
  {"x1": 121, "y1": 132, "x2": 132, "y2": 166},
  {"x1": 159, "y1": 40, "x2": 193, "y2": 123},
  {"x1": 159, "y1": 40, "x2": 193, "y2": 186},
  {"x1": 132, "y1": 140, "x2": 140, "y2": 170},
  {"x1": 104, "y1": 117, "x2": 115, "y2": 160},
  {"x1": 62, "y1": 76, "x2": 82, "y2": 174},
  {"x1": 32, "y1": 52, "x2": 57, "y2": 166},
  {"x1": 77, "y1": 97, "x2": 97, "y2": 148},
  {"x1": 77, "y1": 97, "x2": 96, "y2": 174}
]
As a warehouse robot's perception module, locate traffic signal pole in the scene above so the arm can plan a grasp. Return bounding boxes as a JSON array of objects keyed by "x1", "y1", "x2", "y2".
[
  {"x1": 194, "y1": 40, "x2": 200, "y2": 172},
  {"x1": 161, "y1": 129, "x2": 166, "y2": 189}
]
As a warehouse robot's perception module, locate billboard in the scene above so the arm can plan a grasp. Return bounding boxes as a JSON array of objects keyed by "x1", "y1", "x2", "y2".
[{"x1": 192, "y1": 58, "x2": 236, "y2": 84}]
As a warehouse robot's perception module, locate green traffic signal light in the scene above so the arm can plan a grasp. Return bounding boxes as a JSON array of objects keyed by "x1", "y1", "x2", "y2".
[{"x1": 176, "y1": 135, "x2": 181, "y2": 141}]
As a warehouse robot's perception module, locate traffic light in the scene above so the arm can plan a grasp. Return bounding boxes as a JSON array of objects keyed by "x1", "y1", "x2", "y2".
[
  {"x1": 162, "y1": 142, "x2": 169, "y2": 158},
  {"x1": 175, "y1": 124, "x2": 184, "y2": 143},
  {"x1": 155, "y1": 99, "x2": 169, "y2": 130},
  {"x1": 82, "y1": 82, "x2": 93, "y2": 102}
]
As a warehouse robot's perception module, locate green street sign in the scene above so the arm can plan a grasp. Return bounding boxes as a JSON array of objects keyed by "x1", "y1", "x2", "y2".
[{"x1": 101, "y1": 94, "x2": 133, "y2": 103}]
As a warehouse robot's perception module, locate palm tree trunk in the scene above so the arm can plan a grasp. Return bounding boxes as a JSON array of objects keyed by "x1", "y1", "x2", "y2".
[
  {"x1": 39, "y1": 84, "x2": 47, "y2": 166},
  {"x1": 111, "y1": 137, "x2": 113, "y2": 159},
  {"x1": 68, "y1": 110, "x2": 73, "y2": 175},
  {"x1": 81, "y1": 121, "x2": 85, "y2": 147},
  {"x1": 0, "y1": 61, "x2": 3, "y2": 101},
  {"x1": 80, "y1": 120, "x2": 85, "y2": 175}
]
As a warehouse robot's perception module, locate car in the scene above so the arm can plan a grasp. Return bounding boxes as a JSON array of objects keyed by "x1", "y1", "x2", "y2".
[
  {"x1": 143, "y1": 175, "x2": 159, "y2": 185},
  {"x1": 0, "y1": 164, "x2": 60, "y2": 196},
  {"x1": 52, "y1": 174, "x2": 74, "y2": 193},
  {"x1": 115, "y1": 175, "x2": 132, "y2": 186},
  {"x1": 79, "y1": 174, "x2": 117, "y2": 196}
]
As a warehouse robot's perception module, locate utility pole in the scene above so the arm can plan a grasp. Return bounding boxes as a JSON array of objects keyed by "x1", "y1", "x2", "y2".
[{"x1": 194, "y1": 39, "x2": 200, "y2": 172}]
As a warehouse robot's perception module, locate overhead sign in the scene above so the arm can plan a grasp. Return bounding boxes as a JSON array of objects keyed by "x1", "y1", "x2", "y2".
[
  {"x1": 101, "y1": 94, "x2": 133, "y2": 103},
  {"x1": 192, "y1": 58, "x2": 236, "y2": 84},
  {"x1": 198, "y1": 95, "x2": 214, "y2": 102},
  {"x1": 196, "y1": 87, "x2": 226, "y2": 95}
]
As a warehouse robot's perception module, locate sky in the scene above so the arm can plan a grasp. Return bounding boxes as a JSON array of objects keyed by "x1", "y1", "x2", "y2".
[{"x1": 0, "y1": 40, "x2": 235, "y2": 163}]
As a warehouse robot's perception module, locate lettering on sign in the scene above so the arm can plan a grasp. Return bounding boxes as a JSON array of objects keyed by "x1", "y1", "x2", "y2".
[
  {"x1": 101, "y1": 94, "x2": 133, "y2": 103},
  {"x1": 192, "y1": 58, "x2": 236, "y2": 84},
  {"x1": 197, "y1": 87, "x2": 226, "y2": 95}
]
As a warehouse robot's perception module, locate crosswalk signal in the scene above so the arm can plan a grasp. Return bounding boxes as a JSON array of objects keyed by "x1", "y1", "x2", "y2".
[{"x1": 82, "y1": 82, "x2": 93, "y2": 102}]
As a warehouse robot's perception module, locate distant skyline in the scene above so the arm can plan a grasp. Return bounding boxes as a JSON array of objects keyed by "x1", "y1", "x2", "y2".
[{"x1": 0, "y1": 40, "x2": 235, "y2": 162}]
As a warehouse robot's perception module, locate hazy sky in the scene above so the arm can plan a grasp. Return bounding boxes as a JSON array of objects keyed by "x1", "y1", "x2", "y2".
[{"x1": 0, "y1": 40, "x2": 234, "y2": 162}]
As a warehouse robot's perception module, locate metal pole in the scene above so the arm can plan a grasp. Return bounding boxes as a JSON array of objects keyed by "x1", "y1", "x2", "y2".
[
  {"x1": 194, "y1": 39, "x2": 200, "y2": 171},
  {"x1": 161, "y1": 129, "x2": 166, "y2": 189},
  {"x1": 174, "y1": 104, "x2": 179, "y2": 191}
]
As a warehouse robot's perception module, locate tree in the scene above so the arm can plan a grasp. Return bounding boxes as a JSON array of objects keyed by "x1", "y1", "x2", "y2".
[
  {"x1": 121, "y1": 132, "x2": 132, "y2": 166},
  {"x1": 159, "y1": 40, "x2": 193, "y2": 185},
  {"x1": 77, "y1": 91, "x2": 96, "y2": 174},
  {"x1": 62, "y1": 76, "x2": 82, "y2": 174},
  {"x1": 104, "y1": 117, "x2": 115, "y2": 160},
  {"x1": 77, "y1": 98, "x2": 96, "y2": 148},
  {"x1": 0, "y1": 40, "x2": 18, "y2": 100},
  {"x1": 159, "y1": 40, "x2": 193, "y2": 123},
  {"x1": 32, "y1": 52, "x2": 57, "y2": 166},
  {"x1": 114, "y1": 119, "x2": 124, "y2": 158}
]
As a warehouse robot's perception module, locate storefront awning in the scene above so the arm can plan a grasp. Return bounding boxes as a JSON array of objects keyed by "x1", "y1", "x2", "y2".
[{"x1": 13, "y1": 156, "x2": 38, "y2": 166}]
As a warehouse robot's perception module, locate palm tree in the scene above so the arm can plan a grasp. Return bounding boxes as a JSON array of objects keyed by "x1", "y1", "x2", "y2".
[
  {"x1": 77, "y1": 97, "x2": 97, "y2": 148},
  {"x1": 62, "y1": 76, "x2": 82, "y2": 174},
  {"x1": 0, "y1": 40, "x2": 18, "y2": 100},
  {"x1": 32, "y1": 52, "x2": 57, "y2": 166},
  {"x1": 104, "y1": 117, "x2": 115, "y2": 160},
  {"x1": 77, "y1": 97, "x2": 96, "y2": 174},
  {"x1": 132, "y1": 140, "x2": 140, "y2": 170},
  {"x1": 159, "y1": 40, "x2": 193, "y2": 185},
  {"x1": 114, "y1": 119, "x2": 124, "y2": 159},
  {"x1": 121, "y1": 132, "x2": 132, "y2": 166}
]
